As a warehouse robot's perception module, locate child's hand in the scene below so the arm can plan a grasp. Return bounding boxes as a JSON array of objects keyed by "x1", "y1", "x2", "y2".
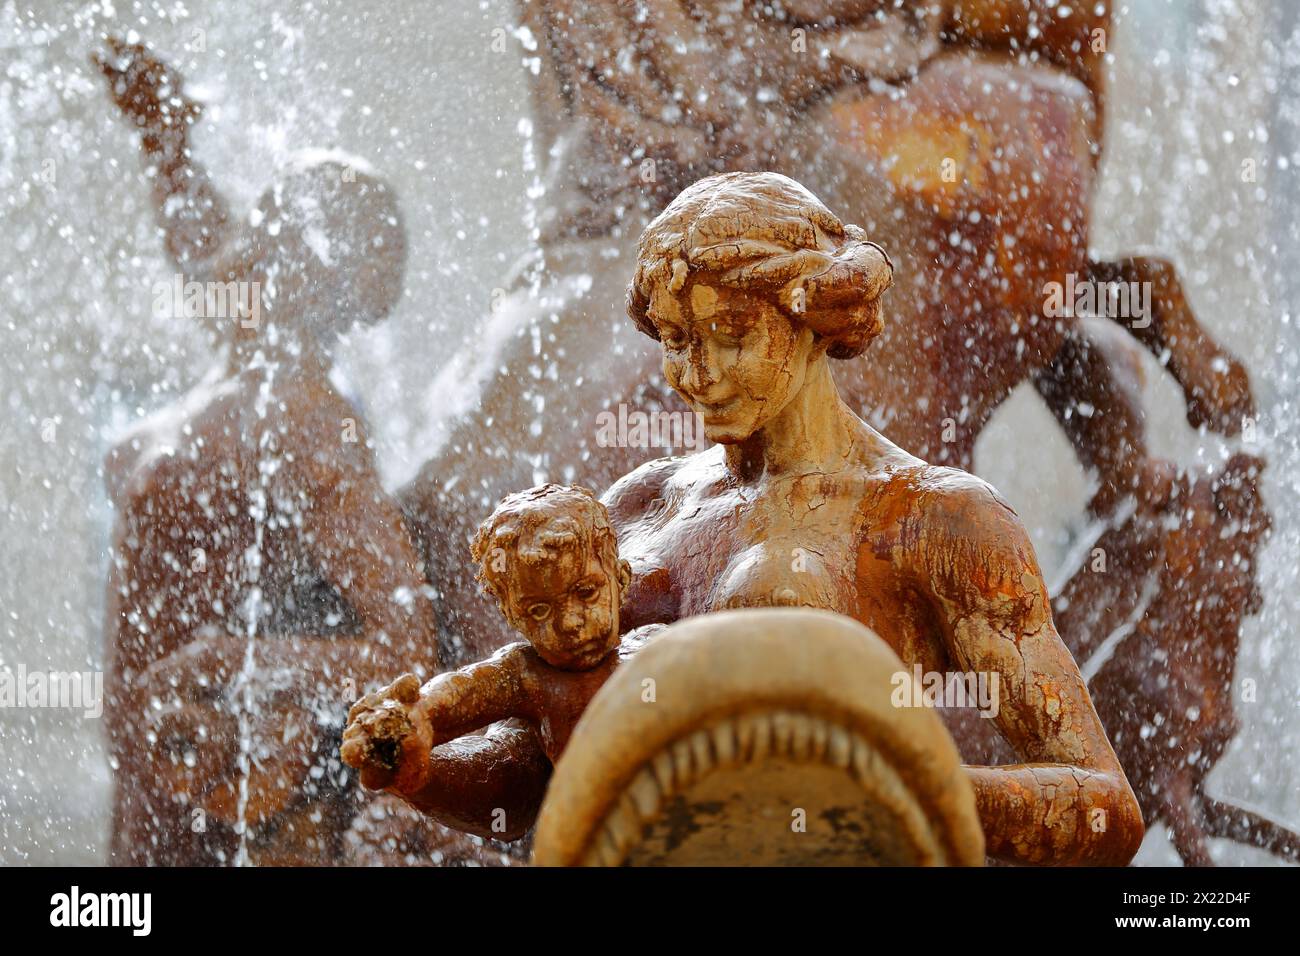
[{"x1": 340, "y1": 674, "x2": 434, "y2": 795}]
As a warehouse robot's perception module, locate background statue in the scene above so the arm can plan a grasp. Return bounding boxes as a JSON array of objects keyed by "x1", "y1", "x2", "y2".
[
  {"x1": 399, "y1": 0, "x2": 1276, "y2": 864},
  {"x1": 95, "y1": 38, "x2": 483, "y2": 865},
  {"x1": 365, "y1": 173, "x2": 1145, "y2": 866}
]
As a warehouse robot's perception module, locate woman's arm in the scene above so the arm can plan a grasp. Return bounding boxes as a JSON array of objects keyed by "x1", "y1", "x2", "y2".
[
  {"x1": 93, "y1": 37, "x2": 231, "y2": 273},
  {"x1": 918, "y1": 471, "x2": 1145, "y2": 865}
]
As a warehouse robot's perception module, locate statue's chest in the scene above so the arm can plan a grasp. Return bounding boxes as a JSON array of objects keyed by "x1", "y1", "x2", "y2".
[{"x1": 623, "y1": 480, "x2": 866, "y2": 623}]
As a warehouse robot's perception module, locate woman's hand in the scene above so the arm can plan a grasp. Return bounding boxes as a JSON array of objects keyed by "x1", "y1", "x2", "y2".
[{"x1": 340, "y1": 674, "x2": 435, "y2": 796}]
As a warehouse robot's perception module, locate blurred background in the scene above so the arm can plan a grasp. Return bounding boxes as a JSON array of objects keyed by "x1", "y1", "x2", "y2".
[{"x1": 0, "y1": 0, "x2": 1296, "y2": 864}]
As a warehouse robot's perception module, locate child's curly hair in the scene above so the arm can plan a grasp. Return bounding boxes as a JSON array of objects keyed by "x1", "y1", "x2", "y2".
[
  {"x1": 627, "y1": 171, "x2": 893, "y2": 360},
  {"x1": 470, "y1": 484, "x2": 619, "y2": 603}
]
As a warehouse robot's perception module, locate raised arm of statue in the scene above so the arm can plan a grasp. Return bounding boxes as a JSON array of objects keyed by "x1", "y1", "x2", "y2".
[{"x1": 93, "y1": 37, "x2": 231, "y2": 274}]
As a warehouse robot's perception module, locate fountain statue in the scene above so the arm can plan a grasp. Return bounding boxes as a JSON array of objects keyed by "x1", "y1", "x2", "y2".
[
  {"x1": 347, "y1": 172, "x2": 1145, "y2": 866},
  {"x1": 339, "y1": 481, "x2": 988, "y2": 865},
  {"x1": 97, "y1": 0, "x2": 1294, "y2": 865}
]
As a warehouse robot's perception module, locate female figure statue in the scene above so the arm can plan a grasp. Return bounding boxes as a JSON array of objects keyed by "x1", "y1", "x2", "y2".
[{"x1": 353, "y1": 172, "x2": 1144, "y2": 865}]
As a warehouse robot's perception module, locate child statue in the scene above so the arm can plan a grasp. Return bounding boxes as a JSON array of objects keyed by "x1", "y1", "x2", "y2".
[{"x1": 341, "y1": 485, "x2": 662, "y2": 793}]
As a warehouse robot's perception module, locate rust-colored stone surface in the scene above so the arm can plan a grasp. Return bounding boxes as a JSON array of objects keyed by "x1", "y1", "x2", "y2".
[
  {"x1": 100, "y1": 1, "x2": 1280, "y2": 866},
  {"x1": 532, "y1": 609, "x2": 986, "y2": 867},
  {"x1": 396, "y1": 2, "x2": 1267, "y2": 865},
  {"x1": 378, "y1": 173, "x2": 1146, "y2": 865}
]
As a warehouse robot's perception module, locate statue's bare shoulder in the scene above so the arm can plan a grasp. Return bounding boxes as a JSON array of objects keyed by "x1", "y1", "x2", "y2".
[
  {"x1": 601, "y1": 453, "x2": 699, "y2": 526},
  {"x1": 875, "y1": 461, "x2": 1040, "y2": 589}
]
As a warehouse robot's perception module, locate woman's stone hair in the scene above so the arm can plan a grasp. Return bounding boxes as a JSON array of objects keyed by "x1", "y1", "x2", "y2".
[
  {"x1": 626, "y1": 171, "x2": 894, "y2": 360},
  {"x1": 470, "y1": 484, "x2": 619, "y2": 602}
]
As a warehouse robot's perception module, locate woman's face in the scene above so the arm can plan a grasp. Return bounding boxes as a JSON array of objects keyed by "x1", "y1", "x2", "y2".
[{"x1": 648, "y1": 273, "x2": 820, "y2": 443}]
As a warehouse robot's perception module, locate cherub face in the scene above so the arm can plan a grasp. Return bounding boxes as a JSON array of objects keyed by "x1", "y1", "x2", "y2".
[
  {"x1": 500, "y1": 542, "x2": 624, "y2": 671},
  {"x1": 648, "y1": 275, "x2": 819, "y2": 444}
]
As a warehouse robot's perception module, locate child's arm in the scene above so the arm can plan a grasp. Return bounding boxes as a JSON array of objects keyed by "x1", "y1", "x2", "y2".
[
  {"x1": 340, "y1": 647, "x2": 536, "y2": 794},
  {"x1": 413, "y1": 644, "x2": 536, "y2": 748},
  {"x1": 398, "y1": 720, "x2": 552, "y2": 841},
  {"x1": 340, "y1": 663, "x2": 553, "y2": 840}
]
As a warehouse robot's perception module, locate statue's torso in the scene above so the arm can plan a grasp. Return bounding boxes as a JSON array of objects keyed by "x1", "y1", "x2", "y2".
[
  {"x1": 611, "y1": 442, "x2": 1015, "y2": 763},
  {"x1": 617, "y1": 447, "x2": 914, "y2": 648},
  {"x1": 105, "y1": 365, "x2": 369, "y2": 864},
  {"x1": 106, "y1": 366, "x2": 356, "y2": 674}
]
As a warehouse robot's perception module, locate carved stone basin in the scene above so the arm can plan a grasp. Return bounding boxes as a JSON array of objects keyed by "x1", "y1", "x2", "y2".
[{"x1": 532, "y1": 608, "x2": 985, "y2": 866}]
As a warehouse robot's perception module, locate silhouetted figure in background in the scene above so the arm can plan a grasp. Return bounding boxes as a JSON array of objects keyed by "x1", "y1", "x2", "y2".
[{"x1": 96, "y1": 38, "x2": 454, "y2": 865}]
